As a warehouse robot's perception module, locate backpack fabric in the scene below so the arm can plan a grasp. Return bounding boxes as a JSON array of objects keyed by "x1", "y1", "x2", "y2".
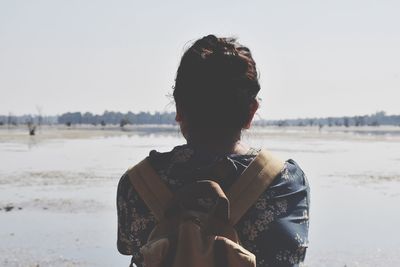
[{"x1": 127, "y1": 150, "x2": 284, "y2": 267}]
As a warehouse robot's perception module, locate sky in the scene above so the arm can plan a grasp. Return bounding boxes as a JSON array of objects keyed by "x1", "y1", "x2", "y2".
[{"x1": 1, "y1": 0, "x2": 399, "y2": 120}]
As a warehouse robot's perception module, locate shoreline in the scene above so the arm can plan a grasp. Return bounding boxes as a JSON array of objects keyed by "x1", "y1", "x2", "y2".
[{"x1": 1, "y1": 124, "x2": 400, "y2": 143}]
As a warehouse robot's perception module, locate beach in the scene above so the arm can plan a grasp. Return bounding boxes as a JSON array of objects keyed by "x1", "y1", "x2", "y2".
[{"x1": 1, "y1": 125, "x2": 400, "y2": 266}]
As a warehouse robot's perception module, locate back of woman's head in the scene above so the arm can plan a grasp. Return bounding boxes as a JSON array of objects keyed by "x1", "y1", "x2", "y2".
[{"x1": 173, "y1": 34, "x2": 261, "y2": 141}]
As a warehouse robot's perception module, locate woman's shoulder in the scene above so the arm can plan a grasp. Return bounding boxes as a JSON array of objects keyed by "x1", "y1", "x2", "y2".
[
  {"x1": 271, "y1": 159, "x2": 309, "y2": 192},
  {"x1": 236, "y1": 158, "x2": 310, "y2": 266}
]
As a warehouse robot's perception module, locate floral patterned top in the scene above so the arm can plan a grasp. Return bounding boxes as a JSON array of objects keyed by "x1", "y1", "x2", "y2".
[{"x1": 117, "y1": 144, "x2": 310, "y2": 267}]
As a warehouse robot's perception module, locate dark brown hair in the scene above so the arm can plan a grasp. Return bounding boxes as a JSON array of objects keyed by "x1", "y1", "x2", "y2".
[{"x1": 173, "y1": 35, "x2": 260, "y2": 142}]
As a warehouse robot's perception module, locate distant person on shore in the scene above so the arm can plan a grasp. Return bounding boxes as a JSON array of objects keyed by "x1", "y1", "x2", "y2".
[{"x1": 117, "y1": 35, "x2": 310, "y2": 267}]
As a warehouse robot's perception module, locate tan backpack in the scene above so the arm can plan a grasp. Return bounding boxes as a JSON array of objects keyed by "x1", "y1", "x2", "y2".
[{"x1": 128, "y1": 150, "x2": 284, "y2": 267}]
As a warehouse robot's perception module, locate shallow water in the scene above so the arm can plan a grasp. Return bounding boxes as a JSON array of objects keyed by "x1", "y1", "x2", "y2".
[{"x1": 0, "y1": 127, "x2": 400, "y2": 266}]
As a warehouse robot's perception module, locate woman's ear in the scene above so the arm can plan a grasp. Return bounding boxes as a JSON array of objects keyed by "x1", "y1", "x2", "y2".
[
  {"x1": 175, "y1": 105, "x2": 183, "y2": 122},
  {"x1": 243, "y1": 98, "x2": 259, "y2": 129},
  {"x1": 175, "y1": 104, "x2": 189, "y2": 140}
]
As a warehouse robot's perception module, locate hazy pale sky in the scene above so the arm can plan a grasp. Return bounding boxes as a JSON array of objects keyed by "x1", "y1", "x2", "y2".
[{"x1": 1, "y1": 0, "x2": 399, "y2": 119}]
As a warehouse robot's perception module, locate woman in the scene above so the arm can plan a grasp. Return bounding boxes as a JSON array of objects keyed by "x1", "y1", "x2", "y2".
[{"x1": 117, "y1": 35, "x2": 310, "y2": 267}]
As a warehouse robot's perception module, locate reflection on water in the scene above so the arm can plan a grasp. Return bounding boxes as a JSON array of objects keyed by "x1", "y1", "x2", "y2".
[{"x1": 0, "y1": 127, "x2": 400, "y2": 267}]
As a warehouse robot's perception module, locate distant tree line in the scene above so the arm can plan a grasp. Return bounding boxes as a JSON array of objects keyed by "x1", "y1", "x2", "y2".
[
  {"x1": 254, "y1": 111, "x2": 400, "y2": 127},
  {"x1": 57, "y1": 111, "x2": 176, "y2": 126},
  {"x1": 1, "y1": 110, "x2": 399, "y2": 127},
  {"x1": 0, "y1": 113, "x2": 58, "y2": 126}
]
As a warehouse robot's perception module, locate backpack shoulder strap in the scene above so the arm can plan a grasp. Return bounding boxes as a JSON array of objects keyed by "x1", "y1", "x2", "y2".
[
  {"x1": 227, "y1": 149, "x2": 285, "y2": 225},
  {"x1": 127, "y1": 158, "x2": 173, "y2": 221}
]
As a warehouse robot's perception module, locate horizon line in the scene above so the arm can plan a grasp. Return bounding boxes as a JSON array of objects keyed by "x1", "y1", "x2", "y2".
[{"x1": 0, "y1": 110, "x2": 397, "y2": 122}]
